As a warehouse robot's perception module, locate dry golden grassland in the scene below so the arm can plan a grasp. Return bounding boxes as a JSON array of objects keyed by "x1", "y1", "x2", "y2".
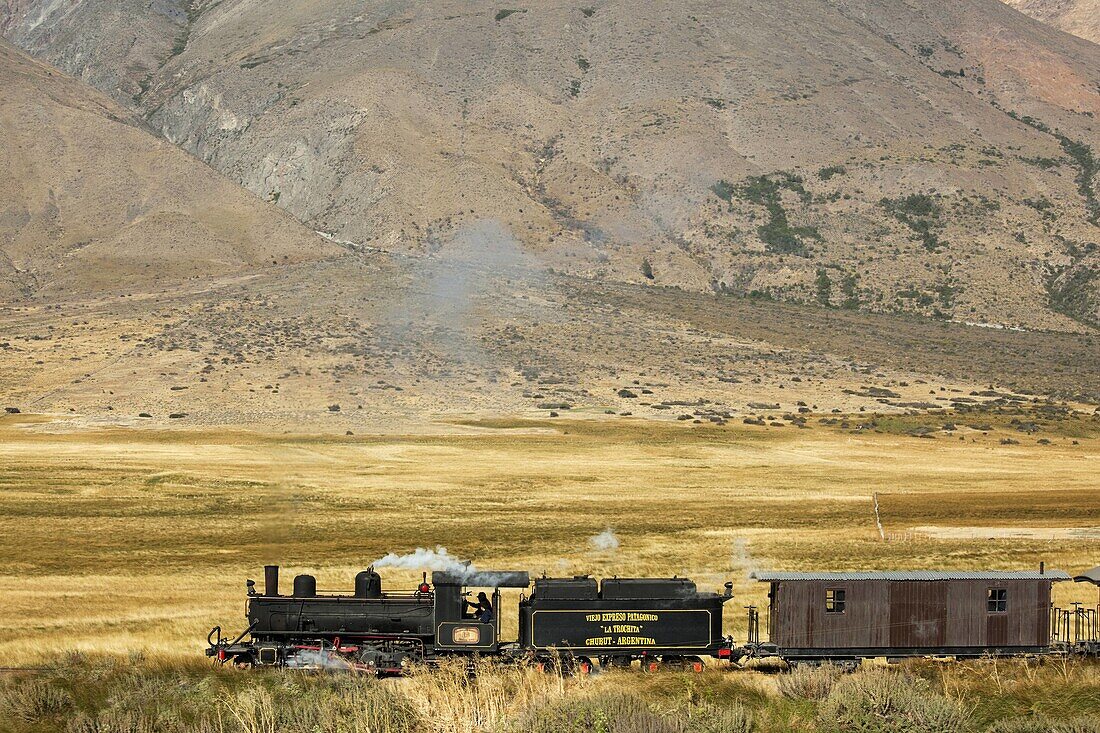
[
  {"x1": 2, "y1": 653, "x2": 1100, "y2": 733},
  {"x1": 1, "y1": 410, "x2": 1097, "y2": 667}
]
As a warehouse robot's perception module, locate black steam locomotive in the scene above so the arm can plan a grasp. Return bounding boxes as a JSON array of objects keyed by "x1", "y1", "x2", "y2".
[{"x1": 206, "y1": 565, "x2": 735, "y2": 673}]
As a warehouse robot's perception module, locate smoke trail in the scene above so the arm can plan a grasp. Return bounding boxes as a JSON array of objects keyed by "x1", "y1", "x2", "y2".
[
  {"x1": 732, "y1": 538, "x2": 758, "y2": 579},
  {"x1": 380, "y1": 219, "x2": 550, "y2": 370},
  {"x1": 589, "y1": 528, "x2": 620, "y2": 551}
]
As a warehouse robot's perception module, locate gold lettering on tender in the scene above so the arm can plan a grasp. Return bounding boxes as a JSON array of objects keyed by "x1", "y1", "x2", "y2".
[
  {"x1": 616, "y1": 637, "x2": 657, "y2": 645},
  {"x1": 627, "y1": 613, "x2": 658, "y2": 622}
]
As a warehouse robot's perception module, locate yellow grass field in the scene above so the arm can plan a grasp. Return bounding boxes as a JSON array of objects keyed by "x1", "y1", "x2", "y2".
[{"x1": 2, "y1": 411, "x2": 1097, "y2": 667}]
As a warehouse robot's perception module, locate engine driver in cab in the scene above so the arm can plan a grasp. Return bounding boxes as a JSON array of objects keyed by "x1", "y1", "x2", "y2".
[{"x1": 464, "y1": 591, "x2": 494, "y2": 623}]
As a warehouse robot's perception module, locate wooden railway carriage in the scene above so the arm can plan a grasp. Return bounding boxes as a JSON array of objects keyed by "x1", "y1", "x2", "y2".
[{"x1": 748, "y1": 570, "x2": 1071, "y2": 661}]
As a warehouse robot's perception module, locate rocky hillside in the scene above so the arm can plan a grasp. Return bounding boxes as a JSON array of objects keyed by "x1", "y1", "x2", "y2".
[
  {"x1": 2, "y1": 0, "x2": 1098, "y2": 329},
  {"x1": 0, "y1": 39, "x2": 340, "y2": 299},
  {"x1": 1001, "y1": 0, "x2": 1100, "y2": 44}
]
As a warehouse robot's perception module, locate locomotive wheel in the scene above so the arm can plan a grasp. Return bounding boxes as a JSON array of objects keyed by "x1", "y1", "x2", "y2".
[
  {"x1": 536, "y1": 655, "x2": 594, "y2": 677},
  {"x1": 599, "y1": 655, "x2": 632, "y2": 669},
  {"x1": 534, "y1": 657, "x2": 563, "y2": 675}
]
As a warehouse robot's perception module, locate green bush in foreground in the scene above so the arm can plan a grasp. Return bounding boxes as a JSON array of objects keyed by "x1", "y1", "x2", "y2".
[{"x1": 818, "y1": 670, "x2": 970, "y2": 733}]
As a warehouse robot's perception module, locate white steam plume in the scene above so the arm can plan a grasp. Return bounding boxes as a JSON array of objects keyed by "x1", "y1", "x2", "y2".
[
  {"x1": 589, "y1": 528, "x2": 620, "y2": 551},
  {"x1": 374, "y1": 546, "x2": 475, "y2": 576},
  {"x1": 372, "y1": 546, "x2": 525, "y2": 587}
]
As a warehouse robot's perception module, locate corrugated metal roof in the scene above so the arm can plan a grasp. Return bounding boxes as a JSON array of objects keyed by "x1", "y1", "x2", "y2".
[
  {"x1": 1074, "y1": 566, "x2": 1100, "y2": 585},
  {"x1": 751, "y1": 570, "x2": 1072, "y2": 582}
]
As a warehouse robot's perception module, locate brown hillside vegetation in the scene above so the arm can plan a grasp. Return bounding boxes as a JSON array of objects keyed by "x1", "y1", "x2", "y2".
[
  {"x1": 0, "y1": 40, "x2": 341, "y2": 300},
  {"x1": 1002, "y1": 0, "x2": 1100, "y2": 44},
  {"x1": 2, "y1": 0, "x2": 1098, "y2": 329},
  {"x1": 2, "y1": 250, "x2": 1098, "y2": 429}
]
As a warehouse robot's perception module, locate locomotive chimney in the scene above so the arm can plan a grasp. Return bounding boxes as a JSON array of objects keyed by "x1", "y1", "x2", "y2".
[
  {"x1": 1040, "y1": 561, "x2": 1045, "y2": 575},
  {"x1": 264, "y1": 565, "x2": 280, "y2": 596}
]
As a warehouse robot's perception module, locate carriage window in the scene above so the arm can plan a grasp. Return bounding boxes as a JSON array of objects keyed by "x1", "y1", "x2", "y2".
[
  {"x1": 987, "y1": 588, "x2": 1007, "y2": 613},
  {"x1": 825, "y1": 588, "x2": 846, "y2": 613}
]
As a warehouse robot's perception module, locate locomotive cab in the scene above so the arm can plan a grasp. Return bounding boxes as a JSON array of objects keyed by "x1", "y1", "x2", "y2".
[{"x1": 431, "y1": 570, "x2": 530, "y2": 653}]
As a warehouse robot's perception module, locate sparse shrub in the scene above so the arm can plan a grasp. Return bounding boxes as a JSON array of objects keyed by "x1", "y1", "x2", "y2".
[
  {"x1": 66, "y1": 709, "x2": 164, "y2": 733},
  {"x1": 818, "y1": 670, "x2": 971, "y2": 733},
  {"x1": 730, "y1": 174, "x2": 818, "y2": 255},
  {"x1": 512, "y1": 691, "x2": 679, "y2": 733},
  {"x1": 840, "y1": 273, "x2": 860, "y2": 309},
  {"x1": 641, "y1": 258, "x2": 655, "y2": 280},
  {"x1": 495, "y1": 8, "x2": 524, "y2": 21},
  {"x1": 815, "y1": 269, "x2": 833, "y2": 306},
  {"x1": 778, "y1": 663, "x2": 845, "y2": 700},
  {"x1": 686, "y1": 702, "x2": 755, "y2": 733},
  {"x1": 710, "y1": 180, "x2": 736, "y2": 202},
  {"x1": 0, "y1": 678, "x2": 73, "y2": 723},
  {"x1": 1020, "y1": 156, "x2": 1061, "y2": 170},
  {"x1": 818, "y1": 165, "x2": 847, "y2": 180},
  {"x1": 1046, "y1": 266, "x2": 1098, "y2": 329},
  {"x1": 987, "y1": 714, "x2": 1100, "y2": 733},
  {"x1": 881, "y1": 194, "x2": 946, "y2": 251},
  {"x1": 1054, "y1": 133, "x2": 1098, "y2": 224}
]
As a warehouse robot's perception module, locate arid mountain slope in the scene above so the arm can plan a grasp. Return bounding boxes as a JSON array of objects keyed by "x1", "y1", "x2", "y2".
[
  {"x1": 0, "y1": 40, "x2": 340, "y2": 299},
  {"x1": 2, "y1": 0, "x2": 1099, "y2": 330},
  {"x1": 0, "y1": 0, "x2": 188, "y2": 103},
  {"x1": 1001, "y1": 0, "x2": 1100, "y2": 44}
]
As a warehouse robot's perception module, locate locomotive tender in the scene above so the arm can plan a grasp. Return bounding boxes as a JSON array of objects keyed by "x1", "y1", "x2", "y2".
[{"x1": 206, "y1": 563, "x2": 1100, "y2": 673}]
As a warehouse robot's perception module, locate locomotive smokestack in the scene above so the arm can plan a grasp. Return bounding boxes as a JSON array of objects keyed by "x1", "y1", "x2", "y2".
[
  {"x1": 1040, "y1": 561, "x2": 1045, "y2": 575},
  {"x1": 265, "y1": 565, "x2": 280, "y2": 596}
]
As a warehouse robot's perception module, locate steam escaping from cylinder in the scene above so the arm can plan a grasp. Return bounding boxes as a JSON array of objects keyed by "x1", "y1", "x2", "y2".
[
  {"x1": 589, "y1": 528, "x2": 620, "y2": 551},
  {"x1": 285, "y1": 647, "x2": 355, "y2": 671}
]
